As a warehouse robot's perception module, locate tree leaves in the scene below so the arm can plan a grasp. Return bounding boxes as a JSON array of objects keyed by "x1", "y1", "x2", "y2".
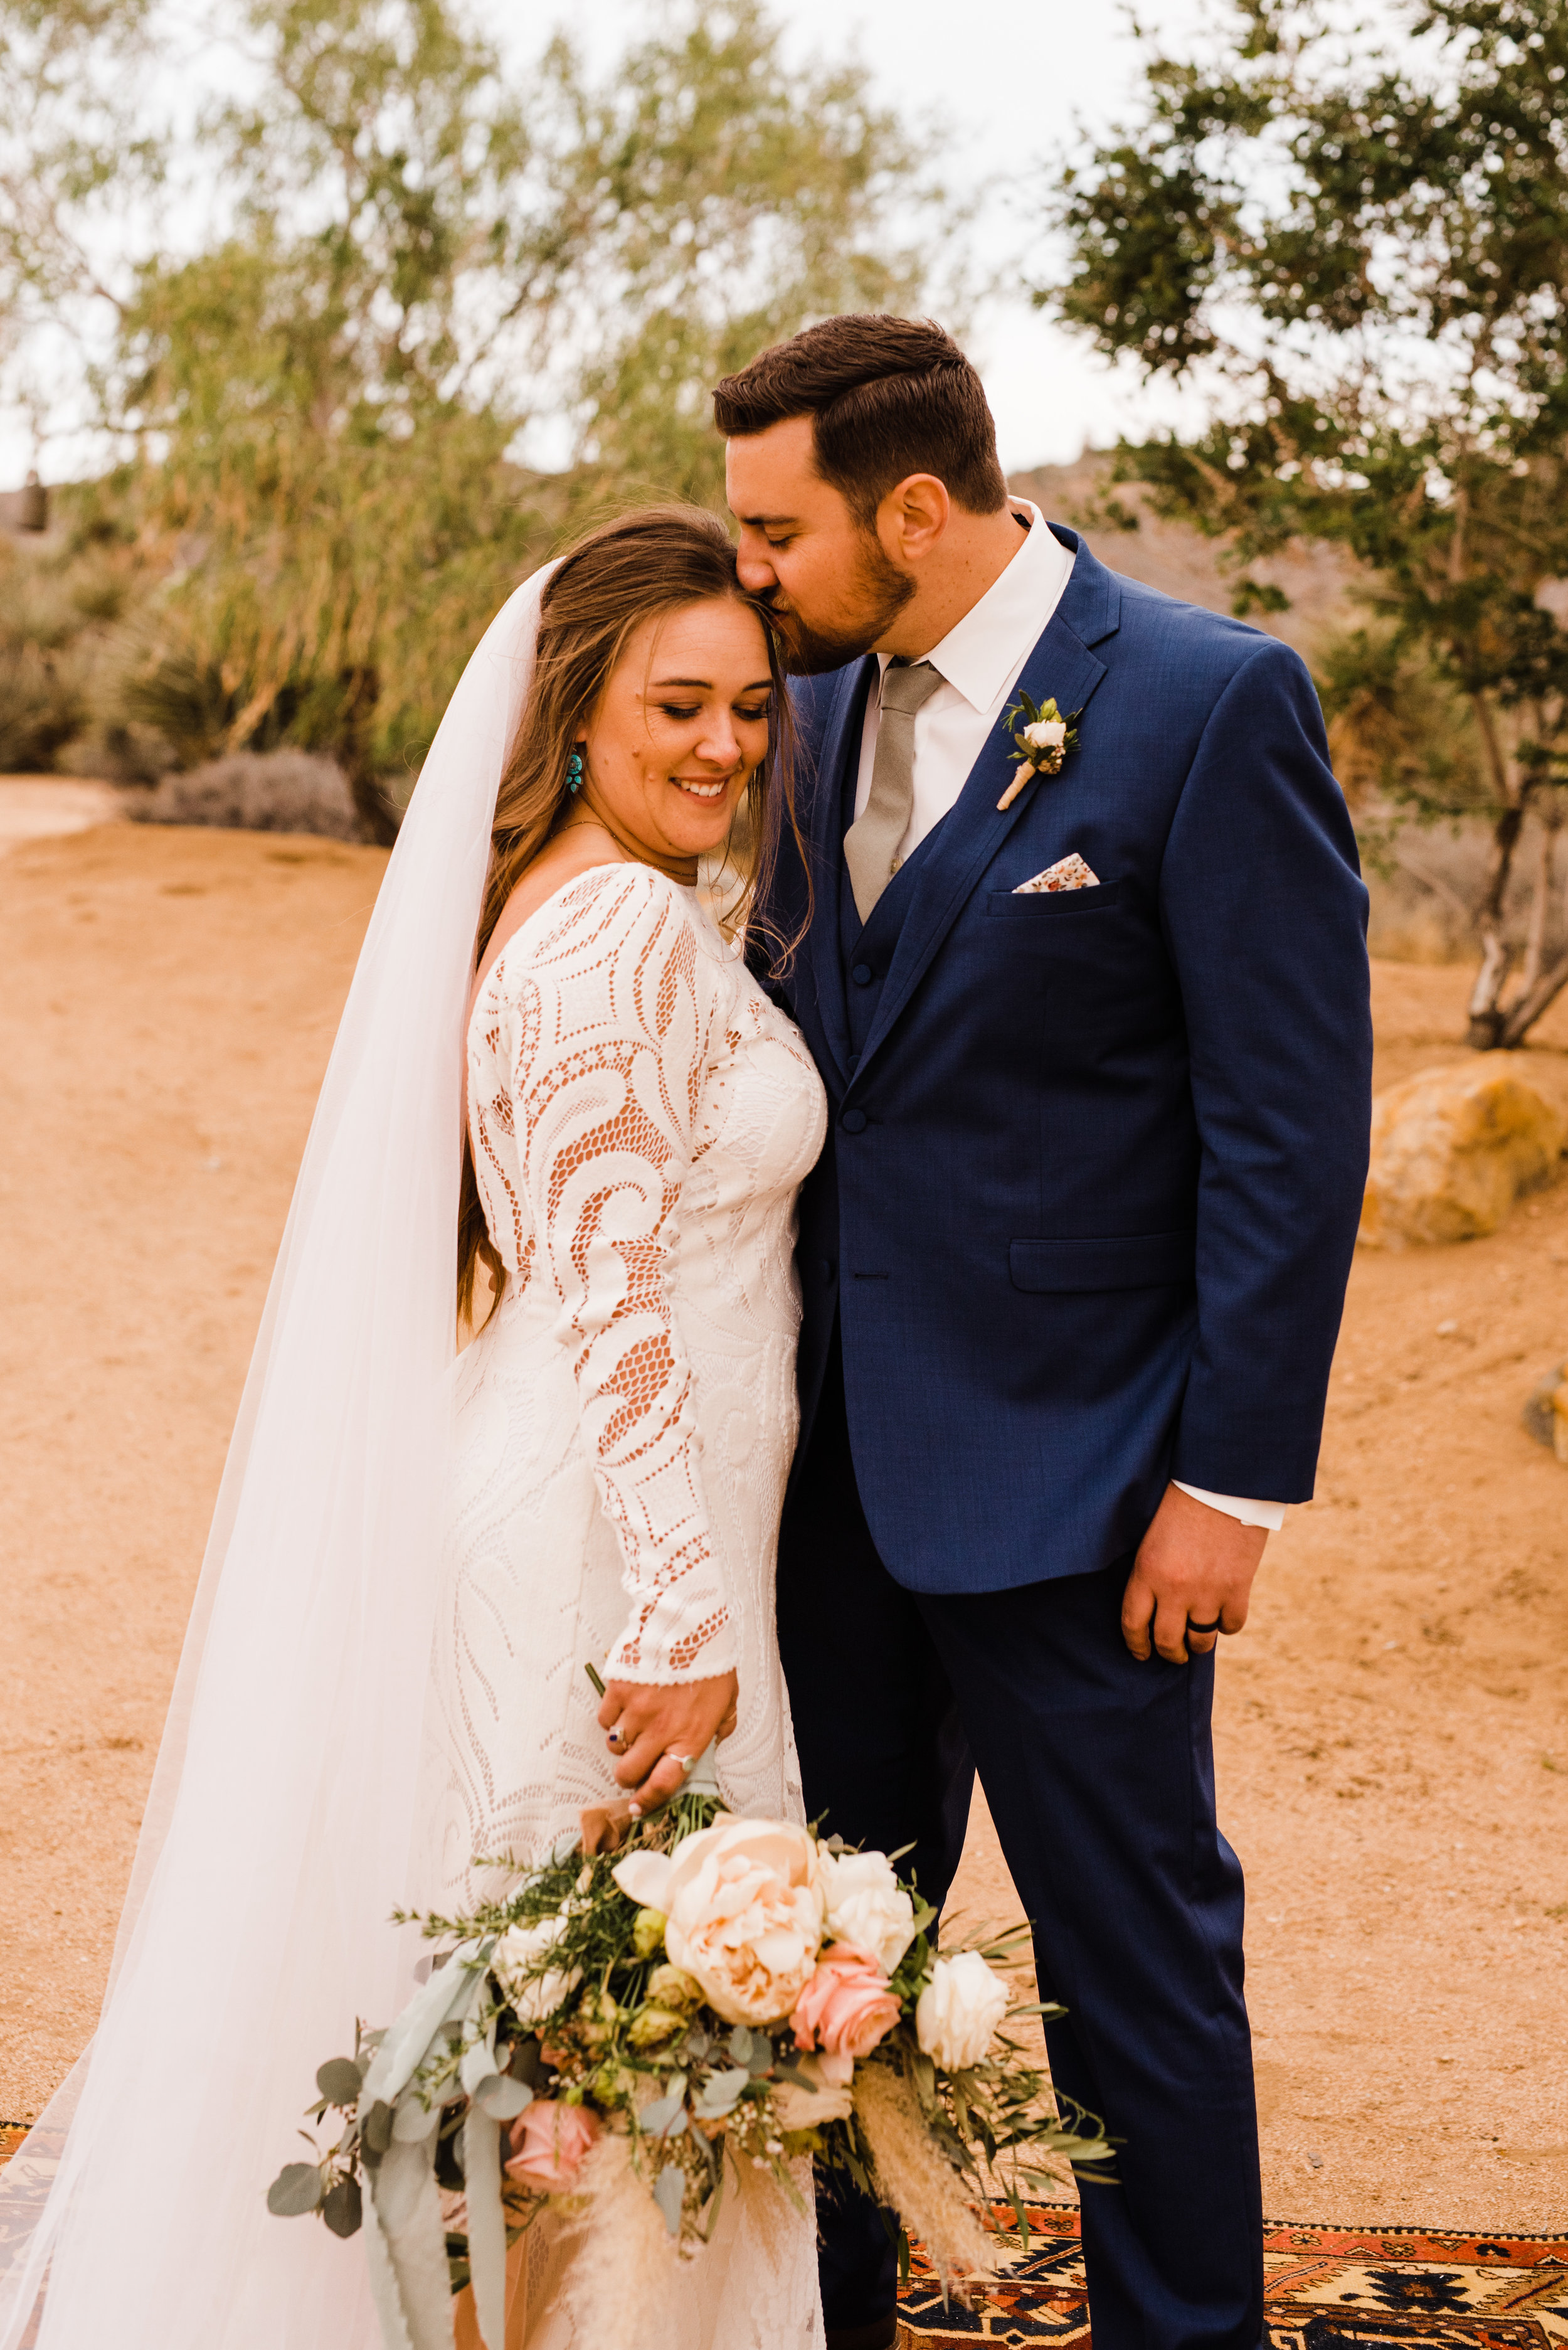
[
  {"x1": 0, "y1": 0, "x2": 959, "y2": 802},
  {"x1": 1047, "y1": 0, "x2": 1568, "y2": 1042}
]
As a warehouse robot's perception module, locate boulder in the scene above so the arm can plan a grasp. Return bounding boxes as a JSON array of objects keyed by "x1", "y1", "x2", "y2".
[
  {"x1": 1359, "y1": 1058, "x2": 1566, "y2": 1248},
  {"x1": 1523, "y1": 1363, "x2": 1568, "y2": 1465}
]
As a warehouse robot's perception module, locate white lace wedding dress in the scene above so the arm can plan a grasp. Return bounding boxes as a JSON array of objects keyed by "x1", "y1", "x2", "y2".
[{"x1": 418, "y1": 860, "x2": 828, "y2": 2350}]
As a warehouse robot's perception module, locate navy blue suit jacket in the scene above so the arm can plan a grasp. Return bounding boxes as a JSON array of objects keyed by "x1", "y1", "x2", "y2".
[{"x1": 755, "y1": 528, "x2": 1372, "y2": 1595}]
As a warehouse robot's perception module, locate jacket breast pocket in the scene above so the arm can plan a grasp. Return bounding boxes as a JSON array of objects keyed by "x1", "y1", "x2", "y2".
[
  {"x1": 983, "y1": 880, "x2": 1125, "y2": 919},
  {"x1": 1009, "y1": 1231, "x2": 1195, "y2": 1292}
]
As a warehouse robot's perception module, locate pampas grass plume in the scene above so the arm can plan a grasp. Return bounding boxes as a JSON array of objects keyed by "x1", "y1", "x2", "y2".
[{"x1": 852, "y1": 2065, "x2": 1009, "y2": 2300}]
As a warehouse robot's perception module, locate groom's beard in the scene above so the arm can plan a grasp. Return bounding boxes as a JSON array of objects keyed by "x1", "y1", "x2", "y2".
[{"x1": 768, "y1": 531, "x2": 916, "y2": 676}]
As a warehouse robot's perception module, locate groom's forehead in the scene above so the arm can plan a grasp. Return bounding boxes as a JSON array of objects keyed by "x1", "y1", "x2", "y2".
[{"x1": 724, "y1": 413, "x2": 825, "y2": 515}]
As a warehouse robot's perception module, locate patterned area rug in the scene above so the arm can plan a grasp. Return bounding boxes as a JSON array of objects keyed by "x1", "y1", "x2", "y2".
[
  {"x1": 4, "y1": 2139, "x2": 1565, "y2": 2344},
  {"x1": 897, "y1": 2208, "x2": 1568, "y2": 2346}
]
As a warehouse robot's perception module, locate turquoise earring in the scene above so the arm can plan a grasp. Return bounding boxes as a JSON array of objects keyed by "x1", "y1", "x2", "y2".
[{"x1": 566, "y1": 749, "x2": 583, "y2": 795}]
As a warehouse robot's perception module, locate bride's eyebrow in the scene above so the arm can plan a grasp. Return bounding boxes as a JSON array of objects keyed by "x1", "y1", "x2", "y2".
[{"x1": 650, "y1": 675, "x2": 773, "y2": 693}]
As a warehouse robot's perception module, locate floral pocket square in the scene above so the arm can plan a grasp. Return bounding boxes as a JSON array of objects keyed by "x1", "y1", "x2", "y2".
[{"x1": 1013, "y1": 853, "x2": 1100, "y2": 895}]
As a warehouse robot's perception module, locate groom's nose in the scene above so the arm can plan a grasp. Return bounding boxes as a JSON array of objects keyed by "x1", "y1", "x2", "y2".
[{"x1": 734, "y1": 531, "x2": 779, "y2": 595}]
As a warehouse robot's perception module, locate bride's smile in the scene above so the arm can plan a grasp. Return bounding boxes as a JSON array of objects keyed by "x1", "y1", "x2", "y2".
[{"x1": 569, "y1": 598, "x2": 774, "y2": 871}]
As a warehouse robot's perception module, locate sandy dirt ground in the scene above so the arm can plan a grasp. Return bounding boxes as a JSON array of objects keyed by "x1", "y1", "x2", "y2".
[{"x1": 3, "y1": 821, "x2": 1566, "y2": 2236}]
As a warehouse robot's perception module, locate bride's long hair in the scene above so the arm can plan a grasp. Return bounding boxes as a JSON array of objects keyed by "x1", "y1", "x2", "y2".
[{"x1": 458, "y1": 503, "x2": 802, "y2": 1324}]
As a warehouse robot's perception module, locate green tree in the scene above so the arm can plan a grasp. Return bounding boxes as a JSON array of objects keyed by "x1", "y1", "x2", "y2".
[
  {"x1": 1047, "y1": 0, "x2": 1568, "y2": 1046},
  {"x1": 1, "y1": 0, "x2": 949, "y2": 827}
]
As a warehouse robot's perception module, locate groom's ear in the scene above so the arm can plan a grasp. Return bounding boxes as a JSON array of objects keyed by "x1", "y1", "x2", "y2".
[{"x1": 875, "y1": 473, "x2": 951, "y2": 565}]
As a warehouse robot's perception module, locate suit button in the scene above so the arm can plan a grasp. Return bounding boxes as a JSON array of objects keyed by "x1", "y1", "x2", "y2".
[
  {"x1": 841, "y1": 1108, "x2": 867, "y2": 1134},
  {"x1": 850, "y1": 962, "x2": 873, "y2": 986}
]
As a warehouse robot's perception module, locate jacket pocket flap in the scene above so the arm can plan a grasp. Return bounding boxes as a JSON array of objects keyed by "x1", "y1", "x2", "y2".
[
  {"x1": 983, "y1": 880, "x2": 1124, "y2": 917},
  {"x1": 1009, "y1": 1231, "x2": 1196, "y2": 1292}
]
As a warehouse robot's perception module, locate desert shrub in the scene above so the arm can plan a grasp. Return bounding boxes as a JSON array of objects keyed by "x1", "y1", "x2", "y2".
[
  {"x1": 0, "y1": 642, "x2": 88, "y2": 771},
  {"x1": 131, "y1": 750, "x2": 361, "y2": 840}
]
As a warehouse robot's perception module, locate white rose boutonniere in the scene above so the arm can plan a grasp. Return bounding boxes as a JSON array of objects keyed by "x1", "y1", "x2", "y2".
[{"x1": 997, "y1": 688, "x2": 1081, "y2": 811}]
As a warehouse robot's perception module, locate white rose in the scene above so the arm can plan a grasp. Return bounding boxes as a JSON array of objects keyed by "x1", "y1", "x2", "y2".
[
  {"x1": 770, "y1": 2051, "x2": 855, "y2": 2132},
  {"x1": 613, "y1": 1818, "x2": 825, "y2": 2026},
  {"x1": 1022, "y1": 718, "x2": 1067, "y2": 751},
  {"x1": 818, "y1": 1849, "x2": 917, "y2": 1975},
  {"x1": 914, "y1": 1951, "x2": 1010, "y2": 2072},
  {"x1": 492, "y1": 1913, "x2": 583, "y2": 2028}
]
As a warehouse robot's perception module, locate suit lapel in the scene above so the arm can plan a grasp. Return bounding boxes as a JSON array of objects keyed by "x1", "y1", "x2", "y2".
[
  {"x1": 799, "y1": 657, "x2": 874, "y2": 1090},
  {"x1": 853, "y1": 538, "x2": 1120, "y2": 1080}
]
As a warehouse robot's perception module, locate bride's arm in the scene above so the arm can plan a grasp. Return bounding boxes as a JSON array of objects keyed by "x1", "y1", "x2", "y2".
[{"x1": 502, "y1": 866, "x2": 738, "y2": 1800}]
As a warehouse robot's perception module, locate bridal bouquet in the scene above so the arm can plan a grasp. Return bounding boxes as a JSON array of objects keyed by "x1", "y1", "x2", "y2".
[{"x1": 268, "y1": 1789, "x2": 1110, "y2": 2347}]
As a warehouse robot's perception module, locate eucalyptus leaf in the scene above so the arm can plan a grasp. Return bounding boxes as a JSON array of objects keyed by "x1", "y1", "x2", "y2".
[
  {"x1": 652, "y1": 2166, "x2": 685, "y2": 2238},
  {"x1": 316, "y1": 2057, "x2": 366, "y2": 2108},
  {"x1": 322, "y1": 2174, "x2": 364, "y2": 2238},
  {"x1": 639, "y1": 2075, "x2": 687, "y2": 2136},
  {"x1": 266, "y1": 2162, "x2": 324, "y2": 2218},
  {"x1": 726, "y1": 2026, "x2": 754, "y2": 2065},
  {"x1": 361, "y1": 2099, "x2": 394, "y2": 2160},
  {"x1": 474, "y1": 2075, "x2": 532, "y2": 2120},
  {"x1": 693, "y1": 2066, "x2": 749, "y2": 2119}
]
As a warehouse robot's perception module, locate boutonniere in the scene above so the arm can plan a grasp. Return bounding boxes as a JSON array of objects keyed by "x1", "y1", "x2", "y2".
[{"x1": 997, "y1": 689, "x2": 1082, "y2": 811}]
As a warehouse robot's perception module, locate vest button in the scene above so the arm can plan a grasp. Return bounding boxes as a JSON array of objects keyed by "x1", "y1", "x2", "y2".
[
  {"x1": 821, "y1": 1258, "x2": 836, "y2": 1284},
  {"x1": 841, "y1": 1108, "x2": 868, "y2": 1135},
  {"x1": 850, "y1": 962, "x2": 873, "y2": 986}
]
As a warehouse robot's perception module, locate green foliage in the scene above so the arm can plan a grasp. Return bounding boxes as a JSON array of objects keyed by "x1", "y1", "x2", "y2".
[
  {"x1": 1, "y1": 0, "x2": 951, "y2": 817},
  {"x1": 1047, "y1": 0, "x2": 1568, "y2": 1043}
]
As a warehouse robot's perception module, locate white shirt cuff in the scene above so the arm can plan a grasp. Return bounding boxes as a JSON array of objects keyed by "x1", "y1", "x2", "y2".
[{"x1": 1172, "y1": 1482, "x2": 1286, "y2": 1533}]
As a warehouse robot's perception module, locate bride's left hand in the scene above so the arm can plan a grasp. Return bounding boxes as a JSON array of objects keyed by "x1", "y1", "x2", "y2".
[{"x1": 596, "y1": 1671, "x2": 739, "y2": 1816}]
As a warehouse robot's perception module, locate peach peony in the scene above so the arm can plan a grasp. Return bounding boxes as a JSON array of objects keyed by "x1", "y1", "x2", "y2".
[
  {"x1": 792, "y1": 1945, "x2": 901, "y2": 2060},
  {"x1": 504, "y1": 2098, "x2": 600, "y2": 2191},
  {"x1": 613, "y1": 1818, "x2": 825, "y2": 2026}
]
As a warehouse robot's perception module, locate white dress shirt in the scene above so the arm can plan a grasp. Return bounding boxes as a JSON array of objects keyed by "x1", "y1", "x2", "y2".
[{"x1": 854, "y1": 502, "x2": 1285, "y2": 1538}]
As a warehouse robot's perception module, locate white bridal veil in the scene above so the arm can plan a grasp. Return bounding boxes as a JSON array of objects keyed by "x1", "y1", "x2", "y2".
[{"x1": 0, "y1": 566, "x2": 554, "y2": 2349}]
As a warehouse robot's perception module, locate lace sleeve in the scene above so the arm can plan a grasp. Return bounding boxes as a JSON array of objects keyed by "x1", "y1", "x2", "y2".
[{"x1": 492, "y1": 864, "x2": 737, "y2": 1686}]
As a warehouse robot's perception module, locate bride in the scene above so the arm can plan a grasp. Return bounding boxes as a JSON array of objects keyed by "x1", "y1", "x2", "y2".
[{"x1": 0, "y1": 506, "x2": 827, "y2": 2349}]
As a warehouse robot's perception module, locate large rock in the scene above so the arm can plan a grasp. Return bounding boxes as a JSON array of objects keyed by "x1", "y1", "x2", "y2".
[
  {"x1": 1359, "y1": 1058, "x2": 1566, "y2": 1247},
  {"x1": 1523, "y1": 1363, "x2": 1568, "y2": 1465}
]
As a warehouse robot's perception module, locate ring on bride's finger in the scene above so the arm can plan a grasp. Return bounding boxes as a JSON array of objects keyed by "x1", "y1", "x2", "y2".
[
  {"x1": 1186, "y1": 1616, "x2": 1222, "y2": 1635},
  {"x1": 664, "y1": 1751, "x2": 696, "y2": 1776},
  {"x1": 606, "y1": 1726, "x2": 627, "y2": 1752}
]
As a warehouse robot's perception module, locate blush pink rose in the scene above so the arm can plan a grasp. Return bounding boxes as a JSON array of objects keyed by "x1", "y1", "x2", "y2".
[
  {"x1": 791, "y1": 1945, "x2": 901, "y2": 2060},
  {"x1": 505, "y1": 2099, "x2": 600, "y2": 2191}
]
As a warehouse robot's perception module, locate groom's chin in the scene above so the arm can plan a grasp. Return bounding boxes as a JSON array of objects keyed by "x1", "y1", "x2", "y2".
[{"x1": 775, "y1": 616, "x2": 876, "y2": 678}]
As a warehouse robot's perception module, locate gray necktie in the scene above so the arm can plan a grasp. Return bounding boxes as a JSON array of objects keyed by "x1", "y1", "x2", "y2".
[{"x1": 844, "y1": 658, "x2": 944, "y2": 922}]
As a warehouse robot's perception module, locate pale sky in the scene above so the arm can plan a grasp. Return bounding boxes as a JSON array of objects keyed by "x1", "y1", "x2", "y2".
[
  {"x1": 3, "y1": 0, "x2": 1222, "y2": 486},
  {"x1": 553, "y1": 0, "x2": 1217, "y2": 473}
]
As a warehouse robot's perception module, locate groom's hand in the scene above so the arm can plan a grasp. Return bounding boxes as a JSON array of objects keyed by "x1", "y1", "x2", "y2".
[{"x1": 1121, "y1": 1484, "x2": 1268, "y2": 1664}]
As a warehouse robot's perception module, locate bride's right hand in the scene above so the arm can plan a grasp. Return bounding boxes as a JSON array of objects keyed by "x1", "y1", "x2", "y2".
[{"x1": 596, "y1": 1671, "x2": 739, "y2": 1816}]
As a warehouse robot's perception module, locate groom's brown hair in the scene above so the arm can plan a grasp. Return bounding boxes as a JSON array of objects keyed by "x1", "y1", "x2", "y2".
[{"x1": 712, "y1": 316, "x2": 1009, "y2": 523}]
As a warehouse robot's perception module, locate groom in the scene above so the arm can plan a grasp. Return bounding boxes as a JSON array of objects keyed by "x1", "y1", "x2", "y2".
[{"x1": 715, "y1": 316, "x2": 1372, "y2": 2350}]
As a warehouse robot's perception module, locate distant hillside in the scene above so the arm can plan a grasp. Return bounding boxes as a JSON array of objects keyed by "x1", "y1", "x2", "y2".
[{"x1": 1009, "y1": 454, "x2": 1362, "y2": 665}]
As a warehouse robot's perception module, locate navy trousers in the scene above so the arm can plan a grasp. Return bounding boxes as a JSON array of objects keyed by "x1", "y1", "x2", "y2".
[{"x1": 777, "y1": 1332, "x2": 1264, "y2": 2350}]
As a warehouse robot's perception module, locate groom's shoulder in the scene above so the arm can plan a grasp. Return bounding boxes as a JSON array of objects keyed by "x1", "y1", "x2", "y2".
[{"x1": 1086, "y1": 555, "x2": 1311, "y2": 704}]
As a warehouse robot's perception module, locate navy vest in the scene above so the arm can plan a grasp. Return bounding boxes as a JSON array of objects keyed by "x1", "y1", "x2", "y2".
[{"x1": 836, "y1": 744, "x2": 945, "y2": 1069}]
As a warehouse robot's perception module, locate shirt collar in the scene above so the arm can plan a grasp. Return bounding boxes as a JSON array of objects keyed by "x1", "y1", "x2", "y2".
[{"x1": 877, "y1": 502, "x2": 1075, "y2": 716}]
